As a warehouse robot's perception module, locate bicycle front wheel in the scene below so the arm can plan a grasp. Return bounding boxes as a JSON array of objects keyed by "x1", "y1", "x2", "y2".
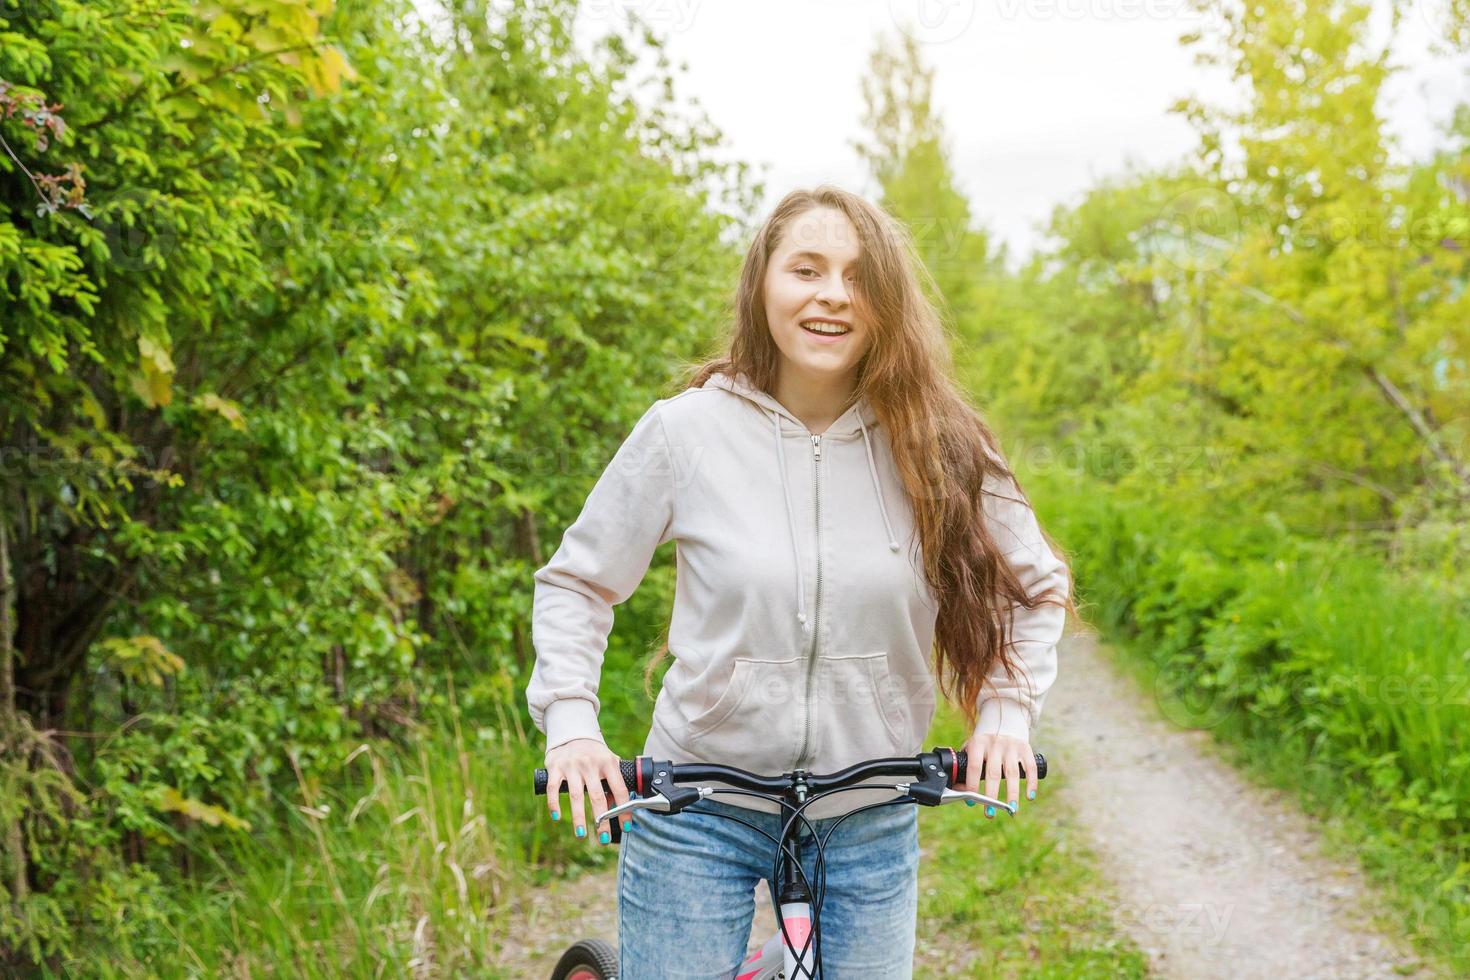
[{"x1": 550, "y1": 938, "x2": 619, "y2": 980}]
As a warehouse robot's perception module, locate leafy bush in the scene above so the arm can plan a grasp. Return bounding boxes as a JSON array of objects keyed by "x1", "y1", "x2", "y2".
[{"x1": 1, "y1": 0, "x2": 744, "y2": 966}]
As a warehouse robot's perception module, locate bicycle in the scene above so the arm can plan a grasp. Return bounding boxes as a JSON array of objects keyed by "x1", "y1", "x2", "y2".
[{"x1": 533, "y1": 745, "x2": 1049, "y2": 979}]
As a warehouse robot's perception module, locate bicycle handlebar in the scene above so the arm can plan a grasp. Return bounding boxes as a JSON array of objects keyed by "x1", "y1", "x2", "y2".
[{"x1": 533, "y1": 747, "x2": 1047, "y2": 799}]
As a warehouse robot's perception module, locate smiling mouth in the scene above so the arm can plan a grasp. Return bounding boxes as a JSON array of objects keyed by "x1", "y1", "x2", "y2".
[{"x1": 800, "y1": 319, "x2": 851, "y2": 336}]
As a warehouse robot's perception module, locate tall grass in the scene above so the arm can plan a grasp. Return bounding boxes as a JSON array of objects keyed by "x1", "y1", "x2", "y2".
[
  {"x1": 62, "y1": 625, "x2": 1149, "y2": 977},
  {"x1": 69, "y1": 679, "x2": 555, "y2": 978}
]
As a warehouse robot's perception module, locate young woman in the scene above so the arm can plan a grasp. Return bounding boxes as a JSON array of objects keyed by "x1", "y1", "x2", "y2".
[{"x1": 526, "y1": 185, "x2": 1075, "y2": 976}]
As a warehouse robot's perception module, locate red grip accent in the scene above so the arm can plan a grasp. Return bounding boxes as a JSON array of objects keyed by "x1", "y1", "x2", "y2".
[{"x1": 636, "y1": 755, "x2": 644, "y2": 795}]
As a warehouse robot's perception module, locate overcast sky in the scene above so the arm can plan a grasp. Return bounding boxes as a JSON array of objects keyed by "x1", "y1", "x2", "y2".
[{"x1": 563, "y1": 0, "x2": 1469, "y2": 269}]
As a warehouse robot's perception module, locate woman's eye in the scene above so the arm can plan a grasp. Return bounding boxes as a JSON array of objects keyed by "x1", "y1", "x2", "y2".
[{"x1": 794, "y1": 267, "x2": 858, "y2": 283}]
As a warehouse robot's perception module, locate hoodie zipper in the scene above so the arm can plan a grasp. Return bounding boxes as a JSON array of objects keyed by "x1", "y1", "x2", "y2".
[{"x1": 793, "y1": 433, "x2": 822, "y2": 770}]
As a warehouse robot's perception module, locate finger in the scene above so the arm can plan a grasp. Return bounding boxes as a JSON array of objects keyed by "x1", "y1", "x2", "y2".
[
  {"x1": 963, "y1": 736, "x2": 989, "y2": 806},
  {"x1": 607, "y1": 760, "x2": 633, "y2": 832},
  {"x1": 566, "y1": 772, "x2": 588, "y2": 841},
  {"x1": 546, "y1": 766, "x2": 563, "y2": 823},
  {"x1": 1025, "y1": 747, "x2": 1038, "y2": 803},
  {"x1": 589, "y1": 767, "x2": 612, "y2": 844},
  {"x1": 1003, "y1": 751, "x2": 1020, "y2": 811},
  {"x1": 984, "y1": 746, "x2": 1004, "y2": 818}
]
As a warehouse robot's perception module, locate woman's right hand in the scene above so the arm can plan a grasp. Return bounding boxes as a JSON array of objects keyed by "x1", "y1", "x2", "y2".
[{"x1": 544, "y1": 737, "x2": 632, "y2": 844}]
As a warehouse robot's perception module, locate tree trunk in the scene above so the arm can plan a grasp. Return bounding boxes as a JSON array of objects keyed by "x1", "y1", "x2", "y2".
[{"x1": 0, "y1": 513, "x2": 29, "y2": 906}]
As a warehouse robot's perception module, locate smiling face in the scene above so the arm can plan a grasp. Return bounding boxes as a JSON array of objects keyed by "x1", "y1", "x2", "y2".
[{"x1": 763, "y1": 206, "x2": 874, "y2": 390}]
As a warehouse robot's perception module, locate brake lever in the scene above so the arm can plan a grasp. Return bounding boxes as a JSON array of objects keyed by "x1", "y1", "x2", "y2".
[
  {"x1": 599, "y1": 785, "x2": 712, "y2": 823},
  {"x1": 939, "y1": 787, "x2": 1017, "y2": 815},
  {"x1": 894, "y1": 782, "x2": 1016, "y2": 815}
]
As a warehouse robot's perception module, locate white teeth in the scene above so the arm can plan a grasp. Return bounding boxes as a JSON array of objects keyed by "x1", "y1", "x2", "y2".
[{"x1": 802, "y1": 321, "x2": 849, "y2": 335}]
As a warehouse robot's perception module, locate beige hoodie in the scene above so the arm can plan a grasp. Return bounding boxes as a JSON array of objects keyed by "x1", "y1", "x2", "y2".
[{"x1": 525, "y1": 371, "x2": 1068, "y2": 819}]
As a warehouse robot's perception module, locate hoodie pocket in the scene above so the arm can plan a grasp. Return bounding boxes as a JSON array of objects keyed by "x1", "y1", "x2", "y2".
[
  {"x1": 817, "y1": 652, "x2": 911, "y2": 759},
  {"x1": 682, "y1": 656, "x2": 804, "y2": 772}
]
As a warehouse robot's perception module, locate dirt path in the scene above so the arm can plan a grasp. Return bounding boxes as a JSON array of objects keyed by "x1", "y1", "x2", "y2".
[
  {"x1": 1041, "y1": 630, "x2": 1428, "y2": 979},
  {"x1": 493, "y1": 630, "x2": 1432, "y2": 978}
]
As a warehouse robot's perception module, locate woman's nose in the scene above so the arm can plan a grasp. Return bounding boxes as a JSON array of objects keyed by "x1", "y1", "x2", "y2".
[{"x1": 815, "y1": 274, "x2": 851, "y2": 307}]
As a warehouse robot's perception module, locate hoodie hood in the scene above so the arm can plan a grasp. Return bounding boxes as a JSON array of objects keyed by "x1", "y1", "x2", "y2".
[{"x1": 703, "y1": 370, "x2": 901, "y2": 628}]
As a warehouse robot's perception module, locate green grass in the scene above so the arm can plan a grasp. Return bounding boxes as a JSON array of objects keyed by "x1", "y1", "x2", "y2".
[
  {"x1": 77, "y1": 731, "x2": 529, "y2": 975},
  {"x1": 916, "y1": 706, "x2": 1149, "y2": 979},
  {"x1": 59, "y1": 641, "x2": 1147, "y2": 976},
  {"x1": 65, "y1": 690, "x2": 579, "y2": 978}
]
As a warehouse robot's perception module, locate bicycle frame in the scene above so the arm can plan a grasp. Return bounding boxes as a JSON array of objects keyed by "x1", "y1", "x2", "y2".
[{"x1": 729, "y1": 796, "x2": 881, "y2": 980}]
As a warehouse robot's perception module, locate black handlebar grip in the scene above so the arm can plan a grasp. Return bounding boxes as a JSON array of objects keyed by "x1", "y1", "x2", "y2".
[
  {"x1": 534, "y1": 758, "x2": 639, "y2": 796},
  {"x1": 954, "y1": 751, "x2": 1047, "y2": 786}
]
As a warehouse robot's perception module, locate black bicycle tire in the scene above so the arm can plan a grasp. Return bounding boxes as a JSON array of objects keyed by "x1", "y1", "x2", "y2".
[{"x1": 549, "y1": 938, "x2": 620, "y2": 980}]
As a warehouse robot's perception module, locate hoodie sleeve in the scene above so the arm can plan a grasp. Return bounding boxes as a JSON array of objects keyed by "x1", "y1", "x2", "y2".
[
  {"x1": 526, "y1": 400, "x2": 676, "y2": 751},
  {"x1": 973, "y1": 465, "x2": 1069, "y2": 744}
]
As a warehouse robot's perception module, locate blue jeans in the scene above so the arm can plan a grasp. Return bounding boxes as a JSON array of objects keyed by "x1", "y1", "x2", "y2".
[{"x1": 616, "y1": 794, "x2": 919, "y2": 978}]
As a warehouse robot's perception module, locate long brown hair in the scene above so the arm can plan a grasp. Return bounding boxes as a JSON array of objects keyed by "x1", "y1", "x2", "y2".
[{"x1": 644, "y1": 184, "x2": 1077, "y2": 736}]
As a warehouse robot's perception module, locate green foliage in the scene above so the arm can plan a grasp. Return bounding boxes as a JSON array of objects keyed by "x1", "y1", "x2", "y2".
[
  {"x1": 1035, "y1": 469, "x2": 1470, "y2": 968},
  {"x1": 926, "y1": 1, "x2": 1470, "y2": 968},
  {"x1": 3, "y1": 0, "x2": 1467, "y2": 971},
  {"x1": 1, "y1": 0, "x2": 747, "y2": 966}
]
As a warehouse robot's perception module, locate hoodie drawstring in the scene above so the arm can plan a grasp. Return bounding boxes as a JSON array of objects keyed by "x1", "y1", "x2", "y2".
[
  {"x1": 768, "y1": 407, "x2": 901, "y2": 629},
  {"x1": 860, "y1": 413, "x2": 902, "y2": 555}
]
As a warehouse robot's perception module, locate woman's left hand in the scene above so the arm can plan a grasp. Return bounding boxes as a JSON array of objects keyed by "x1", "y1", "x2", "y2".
[{"x1": 961, "y1": 731, "x2": 1037, "y2": 819}]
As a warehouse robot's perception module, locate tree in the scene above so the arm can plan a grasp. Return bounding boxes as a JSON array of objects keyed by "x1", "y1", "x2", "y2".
[{"x1": 853, "y1": 29, "x2": 1002, "y2": 326}]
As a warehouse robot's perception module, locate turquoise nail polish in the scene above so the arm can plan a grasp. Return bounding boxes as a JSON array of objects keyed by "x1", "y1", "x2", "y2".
[
  {"x1": 551, "y1": 811, "x2": 560, "y2": 821},
  {"x1": 985, "y1": 805, "x2": 996, "y2": 818},
  {"x1": 599, "y1": 831, "x2": 610, "y2": 844},
  {"x1": 575, "y1": 825, "x2": 585, "y2": 838},
  {"x1": 622, "y1": 819, "x2": 632, "y2": 831},
  {"x1": 1028, "y1": 790, "x2": 1036, "y2": 800},
  {"x1": 965, "y1": 800, "x2": 976, "y2": 807}
]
